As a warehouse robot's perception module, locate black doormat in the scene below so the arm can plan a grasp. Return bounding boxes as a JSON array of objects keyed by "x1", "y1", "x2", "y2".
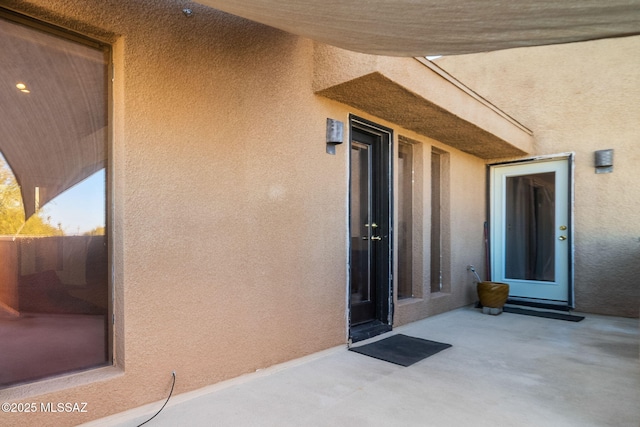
[
  {"x1": 349, "y1": 334, "x2": 452, "y2": 366},
  {"x1": 503, "y1": 306, "x2": 585, "y2": 322},
  {"x1": 505, "y1": 299, "x2": 572, "y2": 312},
  {"x1": 507, "y1": 298, "x2": 571, "y2": 311}
]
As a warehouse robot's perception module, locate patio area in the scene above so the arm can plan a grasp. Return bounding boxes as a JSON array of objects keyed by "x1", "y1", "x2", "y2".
[{"x1": 83, "y1": 306, "x2": 639, "y2": 427}]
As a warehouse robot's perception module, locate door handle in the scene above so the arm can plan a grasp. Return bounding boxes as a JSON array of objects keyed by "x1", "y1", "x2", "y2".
[
  {"x1": 558, "y1": 235, "x2": 567, "y2": 241},
  {"x1": 371, "y1": 236, "x2": 382, "y2": 241}
]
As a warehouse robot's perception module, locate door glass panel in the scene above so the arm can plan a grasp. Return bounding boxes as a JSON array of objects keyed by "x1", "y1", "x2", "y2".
[
  {"x1": 505, "y1": 172, "x2": 555, "y2": 281},
  {"x1": 350, "y1": 142, "x2": 371, "y2": 303}
]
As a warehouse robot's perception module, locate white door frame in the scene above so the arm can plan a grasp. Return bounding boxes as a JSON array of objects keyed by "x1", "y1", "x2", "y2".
[{"x1": 489, "y1": 153, "x2": 575, "y2": 307}]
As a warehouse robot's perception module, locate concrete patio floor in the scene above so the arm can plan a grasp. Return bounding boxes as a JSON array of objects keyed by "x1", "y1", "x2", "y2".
[{"x1": 83, "y1": 306, "x2": 639, "y2": 427}]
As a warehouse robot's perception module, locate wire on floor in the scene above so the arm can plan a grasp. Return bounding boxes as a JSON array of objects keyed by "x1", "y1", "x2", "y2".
[{"x1": 138, "y1": 371, "x2": 176, "y2": 426}]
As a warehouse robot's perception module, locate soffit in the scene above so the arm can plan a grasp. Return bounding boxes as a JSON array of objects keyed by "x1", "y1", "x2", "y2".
[
  {"x1": 314, "y1": 47, "x2": 533, "y2": 159},
  {"x1": 195, "y1": 0, "x2": 640, "y2": 56}
]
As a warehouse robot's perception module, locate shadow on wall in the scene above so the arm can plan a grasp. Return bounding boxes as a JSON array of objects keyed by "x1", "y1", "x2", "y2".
[{"x1": 577, "y1": 235, "x2": 640, "y2": 318}]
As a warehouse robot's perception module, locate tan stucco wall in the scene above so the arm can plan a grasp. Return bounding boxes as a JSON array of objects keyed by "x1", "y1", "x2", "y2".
[
  {"x1": 313, "y1": 46, "x2": 534, "y2": 159},
  {"x1": 3, "y1": 2, "x2": 346, "y2": 425},
  {"x1": 1, "y1": 1, "x2": 514, "y2": 425},
  {"x1": 438, "y1": 36, "x2": 640, "y2": 317}
]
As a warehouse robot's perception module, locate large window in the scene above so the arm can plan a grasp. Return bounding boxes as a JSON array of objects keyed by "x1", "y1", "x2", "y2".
[{"x1": 0, "y1": 10, "x2": 110, "y2": 387}]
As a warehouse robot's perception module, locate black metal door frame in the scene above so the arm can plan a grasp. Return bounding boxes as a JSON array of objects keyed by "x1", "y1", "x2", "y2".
[{"x1": 348, "y1": 115, "x2": 393, "y2": 341}]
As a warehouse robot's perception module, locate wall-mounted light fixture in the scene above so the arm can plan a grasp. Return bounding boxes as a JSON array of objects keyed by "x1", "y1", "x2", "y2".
[
  {"x1": 594, "y1": 149, "x2": 614, "y2": 174},
  {"x1": 326, "y1": 118, "x2": 344, "y2": 155}
]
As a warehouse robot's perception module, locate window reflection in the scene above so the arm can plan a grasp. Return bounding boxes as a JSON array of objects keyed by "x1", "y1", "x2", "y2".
[
  {"x1": 0, "y1": 12, "x2": 109, "y2": 387},
  {"x1": 350, "y1": 142, "x2": 371, "y2": 303}
]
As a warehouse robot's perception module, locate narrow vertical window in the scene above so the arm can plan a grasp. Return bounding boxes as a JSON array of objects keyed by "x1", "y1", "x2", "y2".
[
  {"x1": 397, "y1": 141, "x2": 414, "y2": 299},
  {"x1": 0, "y1": 10, "x2": 110, "y2": 387},
  {"x1": 430, "y1": 150, "x2": 442, "y2": 293}
]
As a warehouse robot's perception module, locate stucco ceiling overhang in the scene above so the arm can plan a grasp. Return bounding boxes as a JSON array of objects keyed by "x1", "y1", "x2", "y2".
[
  {"x1": 195, "y1": 0, "x2": 640, "y2": 56},
  {"x1": 0, "y1": 12, "x2": 107, "y2": 220},
  {"x1": 314, "y1": 46, "x2": 533, "y2": 158}
]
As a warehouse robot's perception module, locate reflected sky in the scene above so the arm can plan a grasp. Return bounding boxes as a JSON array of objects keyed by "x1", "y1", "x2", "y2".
[
  {"x1": 0, "y1": 153, "x2": 105, "y2": 235},
  {"x1": 44, "y1": 169, "x2": 105, "y2": 235}
]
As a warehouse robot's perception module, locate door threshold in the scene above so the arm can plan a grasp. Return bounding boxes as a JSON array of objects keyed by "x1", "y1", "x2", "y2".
[
  {"x1": 506, "y1": 298, "x2": 571, "y2": 312},
  {"x1": 350, "y1": 321, "x2": 392, "y2": 343}
]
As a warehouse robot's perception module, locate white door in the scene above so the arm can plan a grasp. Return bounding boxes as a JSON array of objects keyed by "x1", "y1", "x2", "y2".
[{"x1": 490, "y1": 157, "x2": 573, "y2": 304}]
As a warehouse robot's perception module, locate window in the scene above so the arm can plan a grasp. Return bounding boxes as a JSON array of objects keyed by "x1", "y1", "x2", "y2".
[
  {"x1": 0, "y1": 10, "x2": 110, "y2": 387},
  {"x1": 397, "y1": 136, "x2": 424, "y2": 300},
  {"x1": 430, "y1": 150, "x2": 442, "y2": 292},
  {"x1": 397, "y1": 141, "x2": 414, "y2": 299},
  {"x1": 430, "y1": 148, "x2": 450, "y2": 294}
]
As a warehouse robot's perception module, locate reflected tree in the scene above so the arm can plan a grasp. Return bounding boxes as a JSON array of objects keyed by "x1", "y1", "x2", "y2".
[{"x1": 0, "y1": 155, "x2": 62, "y2": 236}]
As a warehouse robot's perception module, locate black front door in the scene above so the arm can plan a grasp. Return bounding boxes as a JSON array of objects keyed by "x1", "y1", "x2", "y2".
[{"x1": 349, "y1": 117, "x2": 391, "y2": 339}]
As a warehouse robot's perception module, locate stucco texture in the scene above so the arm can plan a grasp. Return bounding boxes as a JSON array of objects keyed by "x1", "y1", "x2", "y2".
[
  {"x1": 2, "y1": 1, "x2": 344, "y2": 425},
  {"x1": 438, "y1": 36, "x2": 640, "y2": 317},
  {"x1": 1, "y1": 1, "x2": 520, "y2": 425}
]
